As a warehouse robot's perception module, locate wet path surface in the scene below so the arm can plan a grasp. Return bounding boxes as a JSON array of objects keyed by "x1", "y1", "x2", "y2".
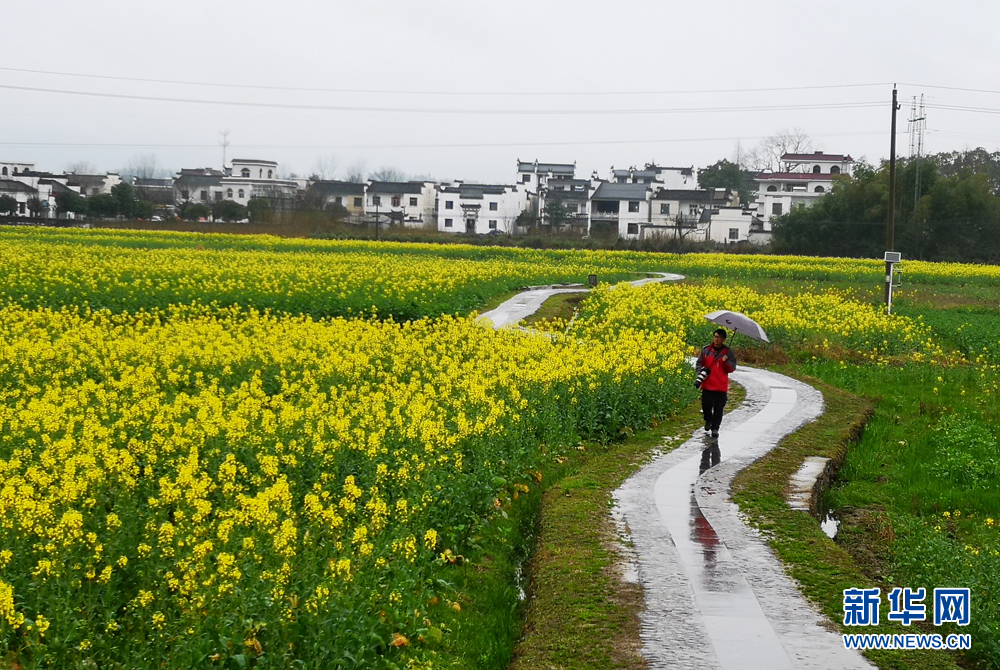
[
  {"x1": 615, "y1": 367, "x2": 875, "y2": 669},
  {"x1": 478, "y1": 272, "x2": 684, "y2": 329}
]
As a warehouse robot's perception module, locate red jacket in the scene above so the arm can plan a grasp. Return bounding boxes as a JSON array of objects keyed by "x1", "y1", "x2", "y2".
[{"x1": 696, "y1": 344, "x2": 737, "y2": 393}]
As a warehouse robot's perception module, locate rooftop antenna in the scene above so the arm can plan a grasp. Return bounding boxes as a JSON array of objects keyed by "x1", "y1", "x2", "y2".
[{"x1": 220, "y1": 130, "x2": 230, "y2": 170}]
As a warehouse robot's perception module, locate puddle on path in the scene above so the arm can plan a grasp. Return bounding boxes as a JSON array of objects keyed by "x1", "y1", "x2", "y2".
[{"x1": 820, "y1": 511, "x2": 840, "y2": 539}]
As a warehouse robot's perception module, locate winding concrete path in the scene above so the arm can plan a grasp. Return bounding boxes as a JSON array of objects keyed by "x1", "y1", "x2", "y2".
[
  {"x1": 482, "y1": 275, "x2": 871, "y2": 668},
  {"x1": 478, "y1": 272, "x2": 684, "y2": 329},
  {"x1": 614, "y1": 367, "x2": 875, "y2": 669}
]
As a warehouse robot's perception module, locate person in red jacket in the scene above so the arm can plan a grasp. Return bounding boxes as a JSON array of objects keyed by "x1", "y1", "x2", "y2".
[{"x1": 695, "y1": 328, "x2": 737, "y2": 439}]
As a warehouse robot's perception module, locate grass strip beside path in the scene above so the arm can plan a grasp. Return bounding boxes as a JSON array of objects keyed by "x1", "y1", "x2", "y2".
[
  {"x1": 732, "y1": 372, "x2": 962, "y2": 670},
  {"x1": 510, "y1": 389, "x2": 744, "y2": 669}
]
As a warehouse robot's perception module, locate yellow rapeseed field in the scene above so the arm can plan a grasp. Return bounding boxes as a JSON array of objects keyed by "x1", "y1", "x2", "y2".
[{"x1": 0, "y1": 227, "x2": 952, "y2": 667}]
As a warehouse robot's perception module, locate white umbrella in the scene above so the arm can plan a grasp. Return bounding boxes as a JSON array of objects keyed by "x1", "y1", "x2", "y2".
[{"x1": 704, "y1": 310, "x2": 770, "y2": 343}]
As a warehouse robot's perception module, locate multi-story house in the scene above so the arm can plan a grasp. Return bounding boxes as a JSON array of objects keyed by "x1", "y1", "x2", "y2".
[
  {"x1": 516, "y1": 160, "x2": 579, "y2": 227},
  {"x1": 589, "y1": 182, "x2": 652, "y2": 239},
  {"x1": 308, "y1": 181, "x2": 366, "y2": 221},
  {"x1": 436, "y1": 182, "x2": 526, "y2": 234},
  {"x1": 66, "y1": 173, "x2": 122, "y2": 197},
  {"x1": 366, "y1": 181, "x2": 437, "y2": 228},
  {"x1": 755, "y1": 151, "x2": 853, "y2": 226},
  {"x1": 644, "y1": 187, "x2": 736, "y2": 239},
  {"x1": 221, "y1": 159, "x2": 298, "y2": 214},
  {"x1": 611, "y1": 163, "x2": 698, "y2": 189},
  {"x1": 174, "y1": 168, "x2": 225, "y2": 205}
]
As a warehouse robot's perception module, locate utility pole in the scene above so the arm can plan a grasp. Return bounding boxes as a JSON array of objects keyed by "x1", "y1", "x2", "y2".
[
  {"x1": 884, "y1": 86, "x2": 900, "y2": 313},
  {"x1": 220, "y1": 130, "x2": 230, "y2": 171}
]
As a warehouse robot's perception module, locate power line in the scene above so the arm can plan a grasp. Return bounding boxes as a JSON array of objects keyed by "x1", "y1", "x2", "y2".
[
  {"x1": 900, "y1": 82, "x2": 1000, "y2": 96},
  {"x1": 0, "y1": 66, "x2": 892, "y2": 97},
  {"x1": 0, "y1": 130, "x2": 892, "y2": 152},
  {"x1": 926, "y1": 103, "x2": 1000, "y2": 115},
  {"x1": 0, "y1": 83, "x2": 883, "y2": 115}
]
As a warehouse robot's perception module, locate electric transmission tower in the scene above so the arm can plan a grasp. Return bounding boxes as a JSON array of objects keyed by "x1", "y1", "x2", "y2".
[{"x1": 907, "y1": 95, "x2": 926, "y2": 206}]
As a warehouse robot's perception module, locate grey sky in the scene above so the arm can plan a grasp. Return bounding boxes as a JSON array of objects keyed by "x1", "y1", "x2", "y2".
[{"x1": 2, "y1": 1, "x2": 999, "y2": 183}]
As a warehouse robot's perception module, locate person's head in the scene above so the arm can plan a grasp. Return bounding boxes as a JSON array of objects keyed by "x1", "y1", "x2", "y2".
[{"x1": 712, "y1": 328, "x2": 727, "y2": 347}]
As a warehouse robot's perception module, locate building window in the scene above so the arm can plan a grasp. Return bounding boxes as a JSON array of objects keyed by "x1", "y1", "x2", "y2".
[
  {"x1": 566, "y1": 203, "x2": 578, "y2": 213},
  {"x1": 444, "y1": 218, "x2": 453, "y2": 228},
  {"x1": 489, "y1": 220, "x2": 497, "y2": 229},
  {"x1": 627, "y1": 222, "x2": 639, "y2": 235},
  {"x1": 391, "y1": 196, "x2": 401, "y2": 207},
  {"x1": 200, "y1": 190, "x2": 207, "y2": 201},
  {"x1": 181, "y1": 189, "x2": 189, "y2": 200},
  {"x1": 1, "y1": 167, "x2": 6, "y2": 176},
  {"x1": 19, "y1": 203, "x2": 26, "y2": 214},
  {"x1": 812, "y1": 165, "x2": 821, "y2": 173},
  {"x1": 729, "y1": 228, "x2": 739, "y2": 240},
  {"x1": 767, "y1": 185, "x2": 777, "y2": 192},
  {"x1": 489, "y1": 202, "x2": 498, "y2": 211},
  {"x1": 334, "y1": 196, "x2": 342, "y2": 205},
  {"x1": 259, "y1": 169, "x2": 263, "y2": 178},
  {"x1": 353, "y1": 197, "x2": 362, "y2": 207},
  {"x1": 521, "y1": 174, "x2": 530, "y2": 183},
  {"x1": 239, "y1": 189, "x2": 245, "y2": 198},
  {"x1": 215, "y1": 191, "x2": 223, "y2": 202},
  {"x1": 772, "y1": 203, "x2": 783, "y2": 216},
  {"x1": 226, "y1": 188, "x2": 233, "y2": 198},
  {"x1": 814, "y1": 185, "x2": 825, "y2": 193},
  {"x1": 409, "y1": 197, "x2": 418, "y2": 206},
  {"x1": 445, "y1": 201, "x2": 454, "y2": 210},
  {"x1": 372, "y1": 195, "x2": 381, "y2": 206},
  {"x1": 628, "y1": 201, "x2": 640, "y2": 213},
  {"x1": 241, "y1": 168, "x2": 250, "y2": 178},
  {"x1": 660, "y1": 203, "x2": 670, "y2": 214},
  {"x1": 267, "y1": 169, "x2": 273, "y2": 179},
  {"x1": 830, "y1": 165, "x2": 841, "y2": 175}
]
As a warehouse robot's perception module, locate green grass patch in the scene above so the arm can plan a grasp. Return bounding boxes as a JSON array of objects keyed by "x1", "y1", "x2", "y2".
[
  {"x1": 732, "y1": 372, "x2": 963, "y2": 670},
  {"x1": 521, "y1": 292, "x2": 587, "y2": 328}
]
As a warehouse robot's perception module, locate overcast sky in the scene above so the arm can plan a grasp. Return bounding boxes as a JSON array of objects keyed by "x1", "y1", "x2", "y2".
[{"x1": 2, "y1": 1, "x2": 999, "y2": 183}]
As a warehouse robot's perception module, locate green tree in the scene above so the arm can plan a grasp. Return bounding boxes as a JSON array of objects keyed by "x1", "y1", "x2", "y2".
[
  {"x1": 544, "y1": 198, "x2": 568, "y2": 229},
  {"x1": 87, "y1": 193, "x2": 119, "y2": 218},
  {"x1": 55, "y1": 191, "x2": 88, "y2": 217},
  {"x1": 111, "y1": 182, "x2": 137, "y2": 218},
  {"x1": 213, "y1": 199, "x2": 248, "y2": 222},
  {"x1": 247, "y1": 197, "x2": 273, "y2": 223},
  {"x1": 180, "y1": 203, "x2": 211, "y2": 221},
  {"x1": 771, "y1": 158, "x2": 1000, "y2": 262},
  {"x1": 324, "y1": 202, "x2": 350, "y2": 221},
  {"x1": 0, "y1": 195, "x2": 18, "y2": 216},
  {"x1": 133, "y1": 200, "x2": 156, "y2": 219},
  {"x1": 698, "y1": 159, "x2": 756, "y2": 204},
  {"x1": 27, "y1": 197, "x2": 44, "y2": 218}
]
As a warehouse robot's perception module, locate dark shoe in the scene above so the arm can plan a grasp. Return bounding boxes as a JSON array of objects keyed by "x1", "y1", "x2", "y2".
[
  {"x1": 711, "y1": 429, "x2": 720, "y2": 438},
  {"x1": 705, "y1": 423, "x2": 712, "y2": 433}
]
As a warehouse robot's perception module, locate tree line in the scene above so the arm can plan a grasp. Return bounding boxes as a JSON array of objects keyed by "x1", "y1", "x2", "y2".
[{"x1": 770, "y1": 148, "x2": 1000, "y2": 263}]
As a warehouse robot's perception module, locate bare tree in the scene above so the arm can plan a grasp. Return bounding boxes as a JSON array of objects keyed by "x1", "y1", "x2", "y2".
[
  {"x1": 345, "y1": 160, "x2": 367, "y2": 183},
  {"x1": 743, "y1": 129, "x2": 815, "y2": 172},
  {"x1": 121, "y1": 154, "x2": 163, "y2": 180},
  {"x1": 370, "y1": 166, "x2": 406, "y2": 182},
  {"x1": 311, "y1": 155, "x2": 338, "y2": 180},
  {"x1": 66, "y1": 161, "x2": 96, "y2": 175}
]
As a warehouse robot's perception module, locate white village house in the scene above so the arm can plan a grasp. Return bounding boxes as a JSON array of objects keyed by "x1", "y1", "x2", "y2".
[
  {"x1": 436, "y1": 182, "x2": 526, "y2": 235},
  {"x1": 365, "y1": 181, "x2": 437, "y2": 228},
  {"x1": 755, "y1": 151, "x2": 853, "y2": 226}
]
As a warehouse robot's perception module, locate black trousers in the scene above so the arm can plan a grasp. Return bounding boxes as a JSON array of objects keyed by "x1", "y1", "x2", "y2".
[{"x1": 701, "y1": 390, "x2": 728, "y2": 430}]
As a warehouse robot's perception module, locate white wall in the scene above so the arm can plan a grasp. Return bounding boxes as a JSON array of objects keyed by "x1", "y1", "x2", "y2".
[
  {"x1": 616, "y1": 199, "x2": 651, "y2": 239},
  {"x1": 706, "y1": 207, "x2": 755, "y2": 243},
  {"x1": 437, "y1": 185, "x2": 526, "y2": 234}
]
